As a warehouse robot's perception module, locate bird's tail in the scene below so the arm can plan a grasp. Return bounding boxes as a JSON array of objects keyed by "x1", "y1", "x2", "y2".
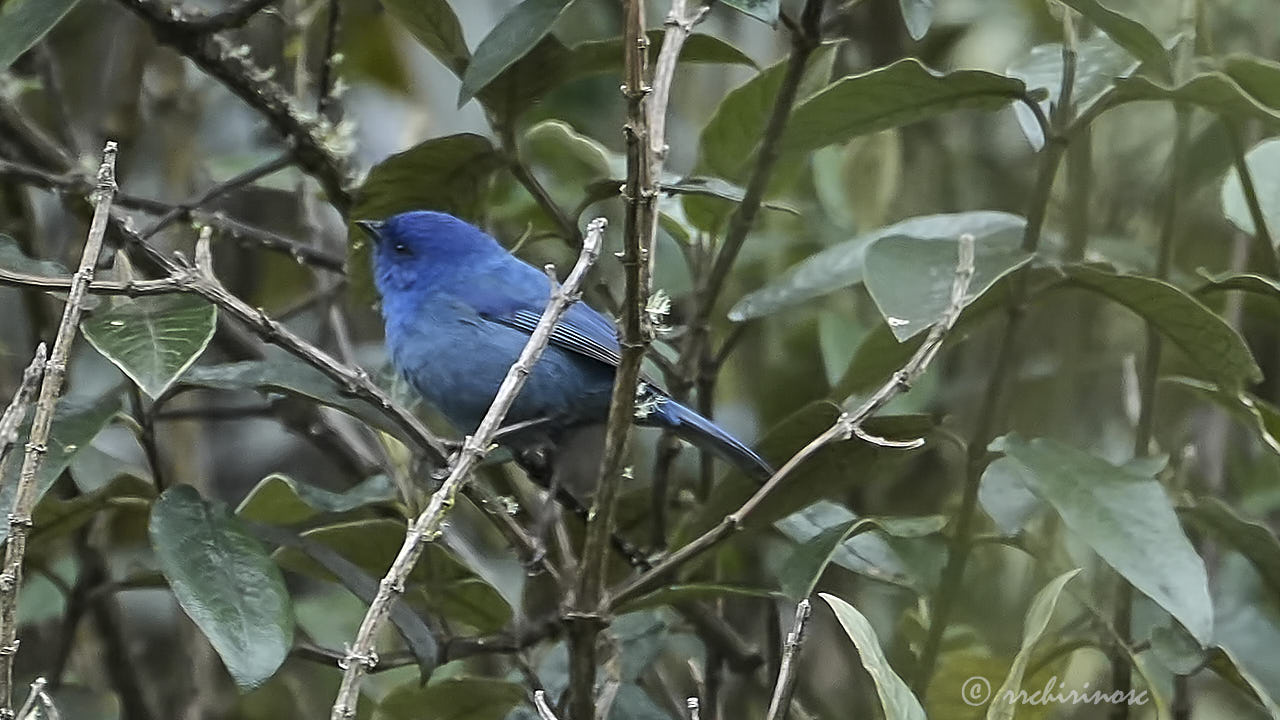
[{"x1": 637, "y1": 386, "x2": 774, "y2": 483}]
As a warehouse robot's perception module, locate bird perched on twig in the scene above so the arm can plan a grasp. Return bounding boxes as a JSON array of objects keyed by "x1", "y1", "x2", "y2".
[{"x1": 360, "y1": 210, "x2": 772, "y2": 495}]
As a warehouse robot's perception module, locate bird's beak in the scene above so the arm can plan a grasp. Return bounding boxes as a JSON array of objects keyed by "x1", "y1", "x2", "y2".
[{"x1": 355, "y1": 219, "x2": 386, "y2": 243}]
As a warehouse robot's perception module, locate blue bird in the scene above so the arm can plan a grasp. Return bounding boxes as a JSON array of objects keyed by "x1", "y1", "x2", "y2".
[{"x1": 358, "y1": 210, "x2": 773, "y2": 489}]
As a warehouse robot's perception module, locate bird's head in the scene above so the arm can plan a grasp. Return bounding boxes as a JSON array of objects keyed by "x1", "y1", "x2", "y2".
[{"x1": 358, "y1": 210, "x2": 503, "y2": 297}]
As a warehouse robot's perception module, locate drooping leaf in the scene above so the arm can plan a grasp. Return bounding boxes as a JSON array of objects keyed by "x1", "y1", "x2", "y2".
[
  {"x1": 1007, "y1": 35, "x2": 1140, "y2": 149},
  {"x1": 244, "y1": 520, "x2": 438, "y2": 680},
  {"x1": 717, "y1": 0, "x2": 779, "y2": 25},
  {"x1": 82, "y1": 295, "x2": 217, "y2": 399},
  {"x1": 779, "y1": 59, "x2": 1027, "y2": 156},
  {"x1": 348, "y1": 133, "x2": 504, "y2": 305},
  {"x1": 0, "y1": 390, "x2": 121, "y2": 541},
  {"x1": 1196, "y1": 270, "x2": 1280, "y2": 304},
  {"x1": 1221, "y1": 137, "x2": 1280, "y2": 239},
  {"x1": 730, "y1": 211, "x2": 1026, "y2": 322},
  {"x1": 1067, "y1": 265, "x2": 1262, "y2": 390},
  {"x1": 1079, "y1": 72, "x2": 1280, "y2": 131},
  {"x1": 864, "y1": 228, "x2": 1032, "y2": 341},
  {"x1": 149, "y1": 485, "x2": 295, "y2": 691},
  {"x1": 986, "y1": 569, "x2": 1081, "y2": 720},
  {"x1": 1180, "y1": 497, "x2": 1280, "y2": 600},
  {"x1": 991, "y1": 434, "x2": 1212, "y2": 644},
  {"x1": 457, "y1": 0, "x2": 576, "y2": 106},
  {"x1": 899, "y1": 0, "x2": 933, "y2": 40},
  {"x1": 820, "y1": 593, "x2": 927, "y2": 720},
  {"x1": 1208, "y1": 645, "x2": 1280, "y2": 719},
  {"x1": 778, "y1": 512, "x2": 945, "y2": 600},
  {"x1": 0, "y1": 0, "x2": 81, "y2": 71},
  {"x1": 374, "y1": 677, "x2": 525, "y2": 720},
  {"x1": 1056, "y1": 0, "x2": 1172, "y2": 79},
  {"x1": 1220, "y1": 55, "x2": 1280, "y2": 112},
  {"x1": 235, "y1": 473, "x2": 399, "y2": 524},
  {"x1": 380, "y1": 0, "x2": 470, "y2": 75}
]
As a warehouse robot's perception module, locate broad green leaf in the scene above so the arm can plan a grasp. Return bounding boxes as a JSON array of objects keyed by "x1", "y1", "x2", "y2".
[
  {"x1": 1079, "y1": 72, "x2": 1280, "y2": 131},
  {"x1": 678, "y1": 402, "x2": 931, "y2": 544},
  {"x1": 1208, "y1": 645, "x2": 1280, "y2": 719},
  {"x1": 778, "y1": 513, "x2": 945, "y2": 600},
  {"x1": 0, "y1": 235, "x2": 69, "y2": 278},
  {"x1": 1067, "y1": 265, "x2": 1262, "y2": 390},
  {"x1": 149, "y1": 485, "x2": 295, "y2": 691},
  {"x1": 697, "y1": 42, "x2": 839, "y2": 182},
  {"x1": 235, "y1": 473, "x2": 398, "y2": 524},
  {"x1": 380, "y1": 0, "x2": 470, "y2": 75},
  {"x1": 979, "y1": 459, "x2": 1044, "y2": 536},
  {"x1": 1180, "y1": 497, "x2": 1280, "y2": 600},
  {"x1": 991, "y1": 434, "x2": 1212, "y2": 644},
  {"x1": 1196, "y1": 270, "x2": 1280, "y2": 303},
  {"x1": 1056, "y1": 0, "x2": 1172, "y2": 79},
  {"x1": 820, "y1": 593, "x2": 927, "y2": 720},
  {"x1": 615, "y1": 584, "x2": 783, "y2": 613},
  {"x1": 1221, "y1": 55, "x2": 1280, "y2": 112},
  {"x1": 718, "y1": 0, "x2": 779, "y2": 25},
  {"x1": 899, "y1": 0, "x2": 933, "y2": 40},
  {"x1": 0, "y1": 390, "x2": 121, "y2": 541},
  {"x1": 1163, "y1": 376, "x2": 1280, "y2": 456},
  {"x1": 0, "y1": 0, "x2": 81, "y2": 70},
  {"x1": 244, "y1": 520, "x2": 438, "y2": 679},
  {"x1": 348, "y1": 133, "x2": 503, "y2": 305},
  {"x1": 82, "y1": 295, "x2": 217, "y2": 399},
  {"x1": 730, "y1": 211, "x2": 1026, "y2": 322},
  {"x1": 864, "y1": 228, "x2": 1032, "y2": 341},
  {"x1": 1008, "y1": 36, "x2": 1140, "y2": 149},
  {"x1": 779, "y1": 59, "x2": 1027, "y2": 156},
  {"x1": 374, "y1": 677, "x2": 525, "y2": 720},
  {"x1": 812, "y1": 130, "x2": 903, "y2": 231},
  {"x1": 986, "y1": 569, "x2": 1081, "y2": 720},
  {"x1": 457, "y1": 0, "x2": 575, "y2": 106},
  {"x1": 1221, "y1": 138, "x2": 1280, "y2": 239}
]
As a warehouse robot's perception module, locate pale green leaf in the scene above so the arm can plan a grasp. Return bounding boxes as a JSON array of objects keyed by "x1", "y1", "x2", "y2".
[
  {"x1": 986, "y1": 569, "x2": 1081, "y2": 720},
  {"x1": 820, "y1": 593, "x2": 927, "y2": 720},
  {"x1": 82, "y1": 295, "x2": 217, "y2": 399},
  {"x1": 0, "y1": 0, "x2": 81, "y2": 70},
  {"x1": 1221, "y1": 138, "x2": 1280, "y2": 239},
  {"x1": 457, "y1": 0, "x2": 575, "y2": 106}
]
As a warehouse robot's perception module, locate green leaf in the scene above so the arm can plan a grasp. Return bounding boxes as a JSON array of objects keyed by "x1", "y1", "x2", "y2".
[
  {"x1": 1067, "y1": 265, "x2": 1262, "y2": 390},
  {"x1": 1008, "y1": 35, "x2": 1140, "y2": 149},
  {"x1": 678, "y1": 402, "x2": 931, "y2": 544},
  {"x1": 0, "y1": 390, "x2": 121, "y2": 542},
  {"x1": 149, "y1": 485, "x2": 295, "y2": 691},
  {"x1": 457, "y1": 0, "x2": 575, "y2": 107},
  {"x1": 1080, "y1": 72, "x2": 1280, "y2": 130},
  {"x1": 990, "y1": 434, "x2": 1212, "y2": 644},
  {"x1": 864, "y1": 228, "x2": 1032, "y2": 341},
  {"x1": 1163, "y1": 376, "x2": 1280, "y2": 456},
  {"x1": 0, "y1": 0, "x2": 81, "y2": 71},
  {"x1": 1221, "y1": 137, "x2": 1280, "y2": 239},
  {"x1": 616, "y1": 584, "x2": 784, "y2": 613},
  {"x1": 31, "y1": 473, "x2": 154, "y2": 545},
  {"x1": 718, "y1": 0, "x2": 779, "y2": 25},
  {"x1": 1221, "y1": 55, "x2": 1280, "y2": 112},
  {"x1": 730, "y1": 211, "x2": 1026, "y2": 322},
  {"x1": 986, "y1": 569, "x2": 1081, "y2": 720},
  {"x1": 780, "y1": 59, "x2": 1027, "y2": 156},
  {"x1": 1056, "y1": 0, "x2": 1172, "y2": 79},
  {"x1": 820, "y1": 593, "x2": 927, "y2": 720},
  {"x1": 374, "y1": 677, "x2": 525, "y2": 720},
  {"x1": 1208, "y1": 645, "x2": 1280, "y2": 719},
  {"x1": 81, "y1": 295, "x2": 217, "y2": 399},
  {"x1": 380, "y1": 0, "x2": 470, "y2": 75},
  {"x1": 697, "y1": 42, "x2": 839, "y2": 181},
  {"x1": 235, "y1": 473, "x2": 398, "y2": 524},
  {"x1": 899, "y1": 0, "x2": 933, "y2": 40},
  {"x1": 348, "y1": 133, "x2": 504, "y2": 305},
  {"x1": 1180, "y1": 497, "x2": 1280, "y2": 600},
  {"x1": 778, "y1": 513, "x2": 945, "y2": 600},
  {"x1": 978, "y1": 457, "x2": 1043, "y2": 536},
  {"x1": 1196, "y1": 270, "x2": 1280, "y2": 303}
]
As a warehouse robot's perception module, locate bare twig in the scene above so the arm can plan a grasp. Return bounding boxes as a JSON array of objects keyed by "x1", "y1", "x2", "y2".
[
  {"x1": 315, "y1": 0, "x2": 344, "y2": 122},
  {"x1": 764, "y1": 600, "x2": 813, "y2": 720},
  {"x1": 328, "y1": 219, "x2": 608, "y2": 720},
  {"x1": 139, "y1": 152, "x2": 294, "y2": 239},
  {"x1": 687, "y1": 697, "x2": 702, "y2": 720},
  {"x1": 609, "y1": 234, "x2": 976, "y2": 609},
  {"x1": 0, "y1": 142, "x2": 118, "y2": 717},
  {"x1": 534, "y1": 690, "x2": 562, "y2": 720},
  {"x1": 0, "y1": 346, "x2": 46, "y2": 466}
]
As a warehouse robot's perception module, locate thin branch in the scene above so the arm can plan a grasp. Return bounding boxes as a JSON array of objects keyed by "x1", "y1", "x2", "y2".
[
  {"x1": 115, "y1": 0, "x2": 353, "y2": 213},
  {"x1": 182, "y1": 0, "x2": 279, "y2": 33},
  {"x1": 764, "y1": 600, "x2": 812, "y2": 720},
  {"x1": 1225, "y1": 122, "x2": 1278, "y2": 273},
  {"x1": 139, "y1": 152, "x2": 294, "y2": 239},
  {"x1": 328, "y1": 218, "x2": 608, "y2": 720},
  {"x1": 534, "y1": 690, "x2": 562, "y2": 720},
  {"x1": 610, "y1": 234, "x2": 975, "y2": 609},
  {"x1": 0, "y1": 345, "x2": 46, "y2": 467},
  {"x1": 315, "y1": 0, "x2": 344, "y2": 122},
  {"x1": 0, "y1": 142, "x2": 117, "y2": 717}
]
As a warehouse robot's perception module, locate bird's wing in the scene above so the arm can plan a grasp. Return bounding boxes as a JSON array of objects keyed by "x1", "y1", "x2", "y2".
[{"x1": 451, "y1": 259, "x2": 623, "y2": 369}]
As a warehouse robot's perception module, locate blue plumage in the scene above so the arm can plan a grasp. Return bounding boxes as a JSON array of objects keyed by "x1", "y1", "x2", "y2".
[{"x1": 362, "y1": 210, "x2": 773, "y2": 483}]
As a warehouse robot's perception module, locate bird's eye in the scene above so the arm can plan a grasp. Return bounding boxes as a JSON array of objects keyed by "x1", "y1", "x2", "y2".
[{"x1": 393, "y1": 242, "x2": 410, "y2": 255}]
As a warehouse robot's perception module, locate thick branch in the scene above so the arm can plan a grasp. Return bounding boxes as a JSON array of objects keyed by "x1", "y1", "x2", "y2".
[
  {"x1": 328, "y1": 219, "x2": 608, "y2": 720},
  {"x1": 0, "y1": 142, "x2": 117, "y2": 717}
]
